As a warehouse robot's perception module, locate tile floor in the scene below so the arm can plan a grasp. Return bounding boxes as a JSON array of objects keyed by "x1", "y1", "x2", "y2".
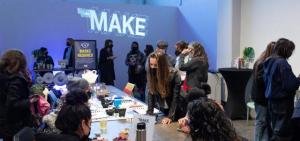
[{"x1": 233, "y1": 120, "x2": 255, "y2": 141}]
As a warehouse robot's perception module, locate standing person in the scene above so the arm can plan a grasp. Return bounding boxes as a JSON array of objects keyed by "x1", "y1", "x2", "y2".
[
  {"x1": 251, "y1": 41, "x2": 275, "y2": 141},
  {"x1": 0, "y1": 50, "x2": 35, "y2": 141},
  {"x1": 144, "y1": 44, "x2": 154, "y2": 57},
  {"x1": 179, "y1": 42, "x2": 209, "y2": 92},
  {"x1": 144, "y1": 40, "x2": 175, "y2": 71},
  {"x1": 174, "y1": 40, "x2": 188, "y2": 81},
  {"x1": 146, "y1": 52, "x2": 182, "y2": 124},
  {"x1": 292, "y1": 98, "x2": 300, "y2": 141},
  {"x1": 63, "y1": 38, "x2": 75, "y2": 69},
  {"x1": 99, "y1": 39, "x2": 116, "y2": 86},
  {"x1": 264, "y1": 38, "x2": 300, "y2": 141},
  {"x1": 155, "y1": 40, "x2": 175, "y2": 67},
  {"x1": 125, "y1": 41, "x2": 146, "y2": 101}
]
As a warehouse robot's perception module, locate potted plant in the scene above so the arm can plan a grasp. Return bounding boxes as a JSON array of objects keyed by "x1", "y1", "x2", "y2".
[{"x1": 242, "y1": 47, "x2": 255, "y2": 68}]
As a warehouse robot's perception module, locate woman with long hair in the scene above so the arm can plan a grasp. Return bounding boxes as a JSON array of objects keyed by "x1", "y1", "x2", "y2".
[
  {"x1": 251, "y1": 41, "x2": 275, "y2": 141},
  {"x1": 99, "y1": 39, "x2": 116, "y2": 85},
  {"x1": 187, "y1": 98, "x2": 240, "y2": 141},
  {"x1": 0, "y1": 50, "x2": 34, "y2": 141},
  {"x1": 179, "y1": 42, "x2": 209, "y2": 92},
  {"x1": 146, "y1": 52, "x2": 182, "y2": 124}
]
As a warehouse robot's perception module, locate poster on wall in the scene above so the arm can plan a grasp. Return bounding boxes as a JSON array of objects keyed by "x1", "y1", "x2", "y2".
[{"x1": 74, "y1": 40, "x2": 97, "y2": 70}]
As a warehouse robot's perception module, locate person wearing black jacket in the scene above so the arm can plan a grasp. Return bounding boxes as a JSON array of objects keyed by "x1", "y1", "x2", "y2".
[
  {"x1": 98, "y1": 39, "x2": 116, "y2": 85},
  {"x1": 179, "y1": 41, "x2": 209, "y2": 92},
  {"x1": 0, "y1": 50, "x2": 34, "y2": 141},
  {"x1": 125, "y1": 41, "x2": 146, "y2": 101},
  {"x1": 146, "y1": 52, "x2": 182, "y2": 124},
  {"x1": 251, "y1": 41, "x2": 275, "y2": 141},
  {"x1": 63, "y1": 38, "x2": 75, "y2": 70},
  {"x1": 35, "y1": 47, "x2": 54, "y2": 76},
  {"x1": 264, "y1": 38, "x2": 300, "y2": 141}
]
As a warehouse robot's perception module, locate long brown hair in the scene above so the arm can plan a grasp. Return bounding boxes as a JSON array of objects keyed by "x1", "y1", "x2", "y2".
[
  {"x1": 190, "y1": 42, "x2": 209, "y2": 65},
  {"x1": 147, "y1": 53, "x2": 170, "y2": 98},
  {"x1": 0, "y1": 49, "x2": 27, "y2": 74},
  {"x1": 257, "y1": 41, "x2": 275, "y2": 62}
]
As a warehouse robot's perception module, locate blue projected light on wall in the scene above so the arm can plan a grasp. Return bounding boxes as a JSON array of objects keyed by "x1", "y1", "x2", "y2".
[{"x1": 77, "y1": 8, "x2": 148, "y2": 38}]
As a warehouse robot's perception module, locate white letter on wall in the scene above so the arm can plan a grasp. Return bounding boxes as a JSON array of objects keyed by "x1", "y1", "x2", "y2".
[
  {"x1": 108, "y1": 13, "x2": 122, "y2": 33},
  {"x1": 122, "y1": 15, "x2": 134, "y2": 35},
  {"x1": 135, "y1": 17, "x2": 146, "y2": 37},
  {"x1": 90, "y1": 10, "x2": 108, "y2": 32}
]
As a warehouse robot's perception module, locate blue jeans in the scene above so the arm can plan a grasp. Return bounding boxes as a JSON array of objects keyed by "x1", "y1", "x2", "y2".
[{"x1": 255, "y1": 103, "x2": 270, "y2": 141}]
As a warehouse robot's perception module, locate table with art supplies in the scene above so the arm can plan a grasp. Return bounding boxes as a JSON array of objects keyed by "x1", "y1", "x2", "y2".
[{"x1": 89, "y1": 85, "x2": 190, "y2": 141}]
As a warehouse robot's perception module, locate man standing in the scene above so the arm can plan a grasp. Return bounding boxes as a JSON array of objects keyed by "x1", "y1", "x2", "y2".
[{"x1": 63, "y1": 38, "x2": 75, "y2": 69}]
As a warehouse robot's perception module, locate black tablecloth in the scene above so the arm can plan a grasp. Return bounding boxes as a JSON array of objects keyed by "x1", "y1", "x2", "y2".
[{"x1": 219, "y1": 68, "x2": 252, "y2": 120}]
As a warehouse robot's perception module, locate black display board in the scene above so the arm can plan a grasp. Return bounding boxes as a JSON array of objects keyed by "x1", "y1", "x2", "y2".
[{"x1": 74, "y1": 40, "x2": 97, "y2": 70}]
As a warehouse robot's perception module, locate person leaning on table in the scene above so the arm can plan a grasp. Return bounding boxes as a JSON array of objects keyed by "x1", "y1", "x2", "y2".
[{"x1": 146, "y1": 52, "x2": 182, "y2": 124}]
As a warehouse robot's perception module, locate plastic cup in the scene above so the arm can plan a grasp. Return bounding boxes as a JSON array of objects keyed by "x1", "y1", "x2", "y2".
[
  {"x1": 118, "y1": 108, "x2": 126, "y2": 117},
  {"x1": 99, "y1": 119, "x2": 107, "y2": 130},
  {"x1": 114, "y1": 99, "x2": 122, "y2": 109}
]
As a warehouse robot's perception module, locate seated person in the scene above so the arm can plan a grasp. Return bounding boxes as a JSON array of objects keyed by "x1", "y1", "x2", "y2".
[
  {"x1": 177, "y1": 86, "x2": 211, "y2": 133},
  {"x1": 40, "y1": 90, "x2": 89, "y2": 134},
  {"x1": 36, "y1": 90, "x2": 92, "y2": 141},
  {"x1": 66, "y1": 77, "x2": 92, "y2": 98},
  {"x1": 179, "y1": 98, "x2": 241, "y2": 141}
]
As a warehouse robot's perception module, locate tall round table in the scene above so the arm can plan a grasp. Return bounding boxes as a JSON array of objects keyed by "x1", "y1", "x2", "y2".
[{"x1": 219, "y1": 68, "x2": 252, "y2": 120}]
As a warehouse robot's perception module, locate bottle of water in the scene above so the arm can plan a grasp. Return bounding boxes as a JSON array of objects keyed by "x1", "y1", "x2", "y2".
[{"x1": 136, "y1": 122, "x2": 146, "y2": 141}]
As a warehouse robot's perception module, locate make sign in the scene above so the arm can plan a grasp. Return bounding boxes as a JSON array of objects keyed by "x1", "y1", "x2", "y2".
[{"x1": 77, "y1": 8, "x2": 148, "y2": 38}]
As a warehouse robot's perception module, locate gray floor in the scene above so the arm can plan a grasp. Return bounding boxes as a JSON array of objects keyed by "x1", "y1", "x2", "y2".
[{"x1": 232, "y1": 120, "x2": 255, "y2": 141}]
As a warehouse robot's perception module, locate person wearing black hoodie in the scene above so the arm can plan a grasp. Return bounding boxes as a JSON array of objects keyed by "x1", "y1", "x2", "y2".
[
  {"x1": 263, "y1": 38, "x2": 300, "y2": 141},
  {"x1": 251, "y1": 41, "x2": 275, "y2": 141},
  {"x1": 125, "y1": 41, "x2": 146, "y2": 101}
]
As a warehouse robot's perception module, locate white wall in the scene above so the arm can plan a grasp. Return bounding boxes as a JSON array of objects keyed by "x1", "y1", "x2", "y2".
[
  {"x1": 179, "y1": 0, "x2": 218, "y2": 70},
  {"x1": 217, "y1": 0, "x2": 241, "y2": 69},
  {"x1": 241, "y1": 0, "x2": 300, "y2": 74}
]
